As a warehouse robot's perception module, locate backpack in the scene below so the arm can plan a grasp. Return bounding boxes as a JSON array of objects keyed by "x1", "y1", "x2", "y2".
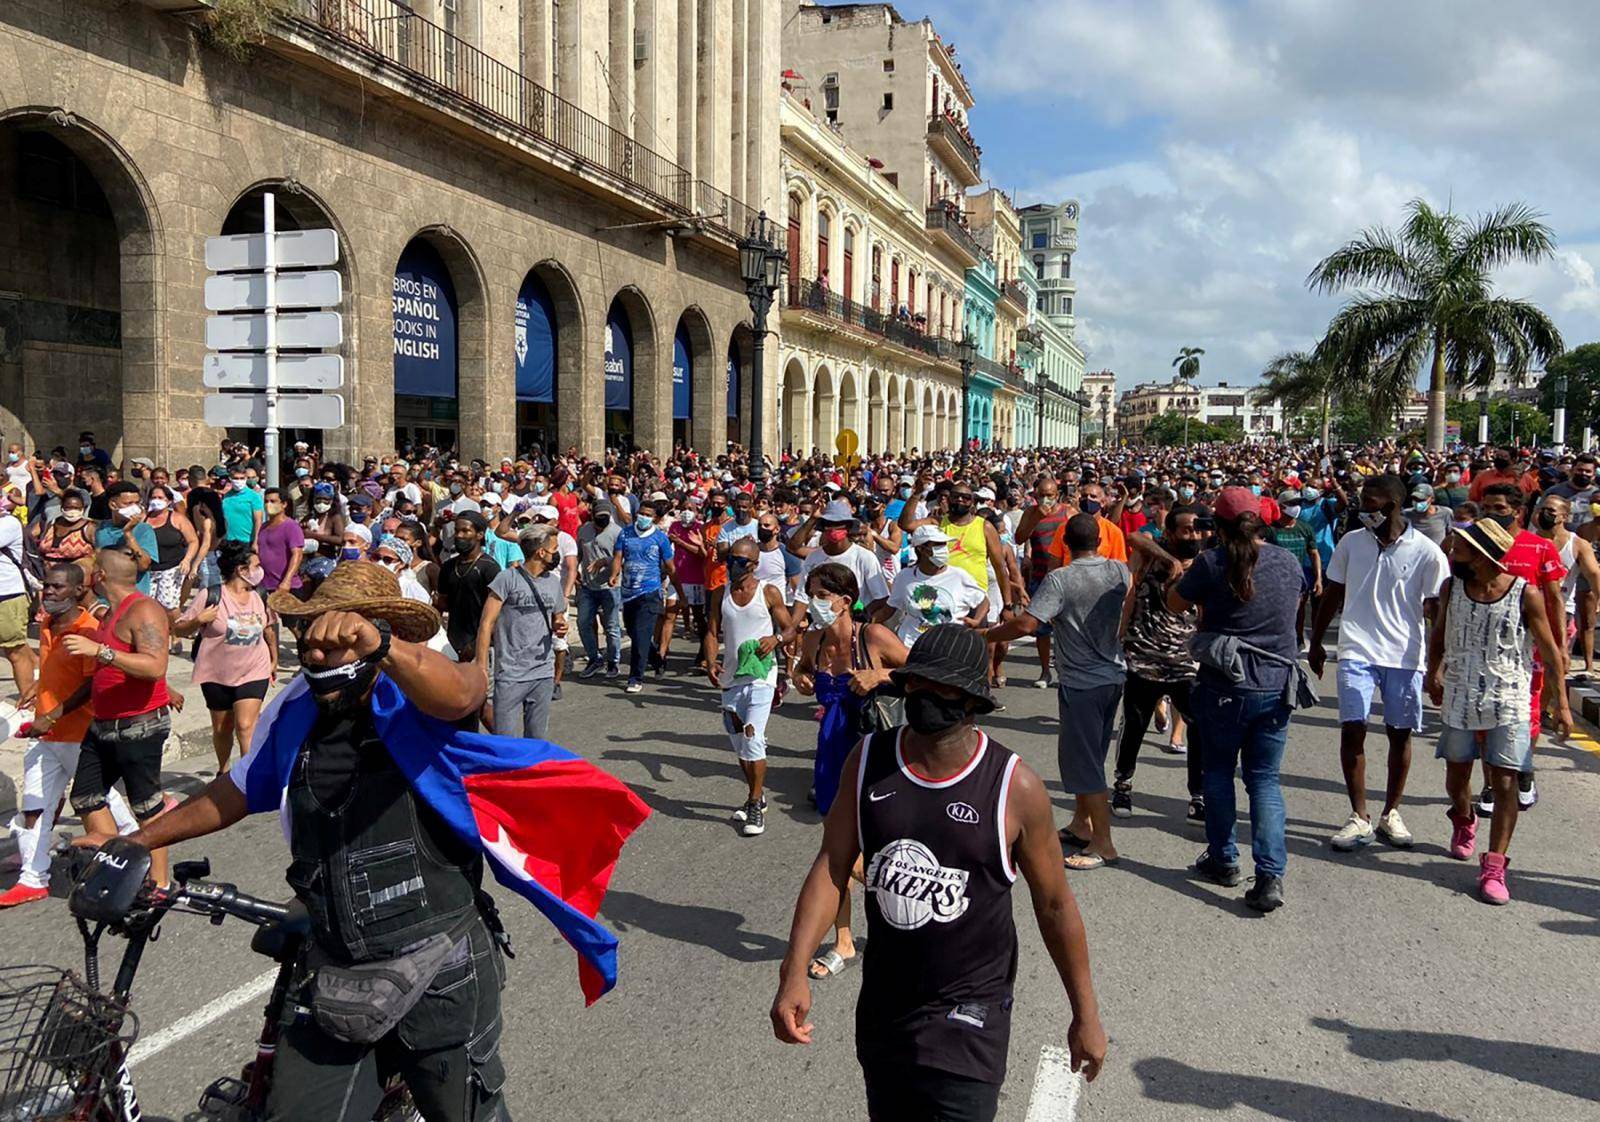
[
  {"x1": 2, "y1": 519, "x2": 44, "y2": 596},
  {"x1": 191, "y1": 582, "x2": 223, "y2": 661}
]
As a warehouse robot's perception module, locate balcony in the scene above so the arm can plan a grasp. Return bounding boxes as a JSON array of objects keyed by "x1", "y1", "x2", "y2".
[
  {"x1": 265, "y1": 0, "x2": 750, "y2": 240},
  {"x1": 1039, "y1": 276, "x2": 1077, "y2": 292},
  {"x1": 784, "y1": 280, "x2": 960, "y2": 367},
  {"x1": 925, "y1": 205, "x2": 987, "y2": 267},
  {"x1": 972, "y1": 354, "x2": 1029, "y2": 392},
  {"x1": 926, "y1": 114, "x2": 982, "y2": 186},
  {"x1": 1001, "y1": 278, "x2": 1031, "y2": 313}
]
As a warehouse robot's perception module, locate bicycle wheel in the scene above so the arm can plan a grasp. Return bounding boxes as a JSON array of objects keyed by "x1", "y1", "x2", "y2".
[{"x1": 0, "y1": 965, "x2": 137, "y2": 1120}]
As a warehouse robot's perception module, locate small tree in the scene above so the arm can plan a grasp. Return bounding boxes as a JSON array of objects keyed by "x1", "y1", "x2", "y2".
[
  {"x1": 1172, "y1": 347, "x2": 1205, "y2": 383},
  {"x1": 1539, "y1": 344, "x2": 1600, "y2": 439}
]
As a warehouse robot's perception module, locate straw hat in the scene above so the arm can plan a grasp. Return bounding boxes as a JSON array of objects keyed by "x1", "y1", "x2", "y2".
[{"x1": 268, "y1": 560, "x2": 440, "y2": 643}]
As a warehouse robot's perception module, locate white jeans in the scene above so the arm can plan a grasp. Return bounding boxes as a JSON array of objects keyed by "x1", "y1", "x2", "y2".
[{"x1": 8, "y1": 740, "x2": 136, "y2": 889}]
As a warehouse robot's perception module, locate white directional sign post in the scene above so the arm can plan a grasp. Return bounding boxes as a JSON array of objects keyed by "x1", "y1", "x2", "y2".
[{"x1": 202, "y1": 194, "x2": 343, "y2": 488}]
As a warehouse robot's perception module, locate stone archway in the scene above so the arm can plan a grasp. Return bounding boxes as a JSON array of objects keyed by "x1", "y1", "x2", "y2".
[
  {"x1": 727, "y1": 324, "x2": 755, "y2": 452},
  {"x1": 673, "y1": 304, "x2": 715, "y2": 454},
  {"x1": 782, "y1": 355, "x2": 809, "y2": 453},
  {"x1": 603, "y1": 286, "x2": 660, "y2": 454},
  {"x1": 885, "y1": 373, "x2": 902, "y2": 453},
  {"x1": 0, "y1": 109, "x2": 164, "y2": 462},
  {"x1": 519, "y1": 259, "x2": 585, "y2": 458},
  {"x1": 867, "y1": 369, "x2": 886, "y2": 453},
  {"x1": 812, "y1": 364, "x2": 836, "y2": 456},
  {"x1": 836, "y1": 368, "x2": 859, "y2": 455}
]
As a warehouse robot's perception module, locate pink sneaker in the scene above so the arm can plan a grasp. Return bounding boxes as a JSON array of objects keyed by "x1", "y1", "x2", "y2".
[
  {"x1": 1447, "y1": 812, "x2": 1477, "y2": 860},
  {"x1": 1479, "y1": 852, "x2": 1510, "y2": 905}
]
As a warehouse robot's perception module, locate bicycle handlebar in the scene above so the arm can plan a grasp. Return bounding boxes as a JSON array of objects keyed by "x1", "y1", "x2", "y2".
[{"x1": 171, "y1": 879, "x2": 290, "y2": 927}]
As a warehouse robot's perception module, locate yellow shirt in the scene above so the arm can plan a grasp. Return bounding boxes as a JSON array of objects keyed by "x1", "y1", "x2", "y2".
[{"x1": 941, "y1": 517, "x2": 990, "y2": 591}]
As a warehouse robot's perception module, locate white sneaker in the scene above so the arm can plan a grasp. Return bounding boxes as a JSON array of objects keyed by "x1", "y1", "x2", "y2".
[
  {"x1": 1375, "y1": 808, "x2": 1413, "y2": 847},
  {"x1": 1330, "y1": 812, "x2": 1376, "y2": 851}
]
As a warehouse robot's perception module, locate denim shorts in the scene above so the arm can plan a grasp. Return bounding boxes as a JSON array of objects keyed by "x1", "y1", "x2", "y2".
[
  {"x1": 721, "y1": 680, "x2": 775, "y2": 762},
  {"x1": 1337, "y1": 658, "x2": 1424, "y2": 730},
  {"x1": 1436, "y1": 724, "x2": 1533, "y2": 772}
]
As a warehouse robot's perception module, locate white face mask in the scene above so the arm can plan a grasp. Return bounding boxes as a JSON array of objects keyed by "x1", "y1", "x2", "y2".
[
  {"x1": 314, "y1": 501, "x2": 332, "y2": 514},
  {"x1": 116, "y1": 504, "x2": 141, "y2": 521},
  {"x1": 925, "y1": 544, "x2": 950, "y2": 568},
  {"x1": 808, "y1": 597, "x2": 839, "y2": 628},
  {"x1": 61, "y1": 509, "x2": 85, "y2": 523},
  {"x1": 147, "y1": 498, "x2": 169, "y2": 513}
]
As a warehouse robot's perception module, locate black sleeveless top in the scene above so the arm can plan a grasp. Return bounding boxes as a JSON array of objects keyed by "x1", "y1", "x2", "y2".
[{"x1": 854, "y1": 727, "x2": 1020, "y2": 1084}]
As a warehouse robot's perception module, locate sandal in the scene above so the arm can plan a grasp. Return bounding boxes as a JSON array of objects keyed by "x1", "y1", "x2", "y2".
[
  {"x1": 1058, "y1": 827, "x2": 1093, "y2": 850},
  {"x1": 1065, "y1": 852, "x2": 1119, "y2": 871},
  {"x1": 808, "y1": 948, "x2": 856, "y2": 979}
]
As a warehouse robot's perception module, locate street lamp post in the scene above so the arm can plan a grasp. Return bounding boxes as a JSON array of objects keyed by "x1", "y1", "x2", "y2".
[
  {"x1": 1101, "y1": 392, "x2": 1110, "y2": 448},
  {"x1": 1554, "y1": 373, "x2": 1570, "y2": 448},
  {"x1": 738, "y1": 211, "x2": 786, "y2": 486},
  {"x1": 1036, "y1": 373, "x2": 1046, "y2": 449},
  {"x1": 1477, "y1": 388, "x2": 1490, "y2": 447},
  {"x1": 957, "y1": 331, "x2": 977, "y2": 461}
]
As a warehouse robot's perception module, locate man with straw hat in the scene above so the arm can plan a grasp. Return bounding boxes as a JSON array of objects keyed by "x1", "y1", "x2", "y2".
[
  {"x1": 73, "y1": 561, "x2": 651, "y2": 1119},
  {"x1": 1426, "y1": 518, "x2": 1571, "y2": 906}
]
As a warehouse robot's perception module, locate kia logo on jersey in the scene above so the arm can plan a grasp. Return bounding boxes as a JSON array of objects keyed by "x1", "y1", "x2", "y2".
[{"x1": 945, "y1": 801, "x2": 980, "y2": 824}]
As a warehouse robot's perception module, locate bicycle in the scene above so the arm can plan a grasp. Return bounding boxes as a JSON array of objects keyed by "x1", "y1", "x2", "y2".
[{"x1": 0, "y1": 837, "x2": 418, "y2": 1121}]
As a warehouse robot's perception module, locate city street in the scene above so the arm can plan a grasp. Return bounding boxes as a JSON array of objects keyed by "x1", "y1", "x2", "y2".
[{"x1": 6, "y1": 642, "x2": 1598, "y2": 1121}]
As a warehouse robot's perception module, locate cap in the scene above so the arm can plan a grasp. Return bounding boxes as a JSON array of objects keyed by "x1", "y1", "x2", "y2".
[
  {"x1": 348, "y1": 491, "x2": 374, "y2": 507},
  {"x1": 888, "y1": 624, "x2": 995, "y2": 714},
  {"x1": 819, "y1": 498, "x2": 857, "y2": 524},
  {"x1": 1300, "y1": 487, "x2": 1321, "y2": 502},
  {"x1": 649, "y1": 491, "x2": 669, "y2": 502},
  {"x1": 1213, "y1": 486, "x2": 1262, "y2": 521},
  {"x1": 823, "y1": 481, "x2": 842, "y2": 493},
  {"x1": 208, "y1": 464, "x2": 230, "y2": 479},
  {"x1": 480, "y1": 492, "x2": 503, "y2": 508},
  {"x1": 533, "y1": 504, "x2": 559, "y2": 520},
  {"x1": 1410, "y1": 482, "x2": 1435, "y2": 501},
  {"x1": 1276, "y1": 489, "x2": 1301, "y2": 505},
  {"x1": 130, "y1": 457, "x2": 155, "y2": 470},
  {"x1": 1456, "y1": 518, "x2": 1515, "y2": 569},
  {"x1": 975, "y1": 486, "x2": 996, "y2": 501},
  {"x1": 910, "y1": 525, "x2": 953, "y2": 547}
]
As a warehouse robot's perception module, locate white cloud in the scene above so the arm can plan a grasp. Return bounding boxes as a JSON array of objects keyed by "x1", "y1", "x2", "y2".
[{"x1": 926, "y1": 0, "x2": 1600, "y2": 392}]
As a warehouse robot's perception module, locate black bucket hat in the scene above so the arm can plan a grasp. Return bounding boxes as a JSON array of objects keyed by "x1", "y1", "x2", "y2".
[{"x1": 889, "y1": 623, "x2": 996, "y2": 714}]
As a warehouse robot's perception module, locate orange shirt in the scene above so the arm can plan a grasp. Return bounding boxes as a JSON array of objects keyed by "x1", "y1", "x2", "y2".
[
  {"x1": 703, "y1": 519, "x2": 728, "y2": 590},
  {"x1": 35, "y1": 608, "x2": 102, "y2": 743},
  {"x1": 1467, "y1": 469, "x2": 1521, "y2": 502},
  {"x1": 1048, "y1": 515, "x2": 1129, "y2": 565}
]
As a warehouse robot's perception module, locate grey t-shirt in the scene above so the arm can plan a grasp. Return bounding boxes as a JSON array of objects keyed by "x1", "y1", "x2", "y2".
[
  {"x1": 1407, "y1": 507, "x2": 1453, "y2": 545},
  {"x1": 488, "y1": 566, "x2": 566, "y2": 682},
  {"x1": 1176, "y1": 542, "x2": 1302, "y2": 692},
  {"x1": 1026, "y1": 555, "x2": 1130, "y2": 688},
  {"x1": 577, "y1": 521, "x2": 622, "y2": 590}
]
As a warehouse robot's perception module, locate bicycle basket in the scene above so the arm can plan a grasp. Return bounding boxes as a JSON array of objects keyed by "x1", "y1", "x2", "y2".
[{"x1": 0, "y1": 966, "x2": 137, "y2": 1121}]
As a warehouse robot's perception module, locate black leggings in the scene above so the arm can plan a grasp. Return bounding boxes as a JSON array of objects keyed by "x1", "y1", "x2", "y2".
[{"x1": 1115, "y1": 672, "x2": 1202, "y2": 797}]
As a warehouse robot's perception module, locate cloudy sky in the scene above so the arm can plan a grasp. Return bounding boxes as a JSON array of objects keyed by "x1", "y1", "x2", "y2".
[{"x1": 913, "y1": 0, "x2": 1600, "y2": 392}]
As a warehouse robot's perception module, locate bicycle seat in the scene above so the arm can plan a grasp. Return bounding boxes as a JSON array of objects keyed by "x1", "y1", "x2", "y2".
[
  {"x1": 250, "y1": 899, "x2": 312, "y2": 964},
  {"x1": 70, "y1": 838, "x2": 153, "y2": 923}
]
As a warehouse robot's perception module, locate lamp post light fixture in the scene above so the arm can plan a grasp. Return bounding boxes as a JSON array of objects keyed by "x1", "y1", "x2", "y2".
[
  {"x1": 957, "y1": 331, "x2": 977, "y2": 459},
  {"x1": 1554, "y1": 373, "x2": 1570, "y2": 448},
  {"x1": 1036, "y1": 370, "x2": 1046, "y2": 449},
  {"x1": 738, "y1": 210, "x2": 786, "y2": 486}
]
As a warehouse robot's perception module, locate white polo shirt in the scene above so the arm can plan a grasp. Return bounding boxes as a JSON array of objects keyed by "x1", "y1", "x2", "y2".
[{"x1": 1326, "y1": 524, "x2": 1449, "y2": 670}]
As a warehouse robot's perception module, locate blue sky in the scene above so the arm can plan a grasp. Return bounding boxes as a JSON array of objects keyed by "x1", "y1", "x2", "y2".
[{"x1": 908, "y1": 0, "x2": 1600, "y2": 392}]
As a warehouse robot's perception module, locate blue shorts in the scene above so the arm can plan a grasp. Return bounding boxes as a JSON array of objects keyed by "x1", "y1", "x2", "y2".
[
  {"x1": 1336, "y1": 658, "x2": 1425, "y2": 730},
  {"x1": 1435, "y1": 724, "x2": 1533, "y2": 772},
  {"x1": 1026, "y1": 577, "x2": 1051, "y2": 638}
]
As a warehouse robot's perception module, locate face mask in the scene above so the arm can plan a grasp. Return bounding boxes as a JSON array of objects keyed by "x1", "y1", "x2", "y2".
[
  {"x1": 380, "y1": 464, "x2": 391, "y2": 474},
  {"x1": 340, "y1": 546, "x2": 363, "y2": 561},
  {"x1": 634, "y1": 514, "x2": 655, "y2": 532},
  {"x1": 5, "y1": 452, "x2": 16, "y2": 464},
  {"x1": 1450, "y1": 560, "x2": 1478, "y2": 582},
  {"x1": 303, "y1": 657, "x2": 381, "y2": 714},
  {"x1": 61, "y1": 509, "x2": 85, "y2": 524},
  {"x1": 728, "y1": 555, "x2": 756, "y2": 578},
  {"x1": 1411, "y1": 499, "x2": 1429, "y2": 514},
  {"x1": 1487, "y1": 512, "x2": 1516, "y2": 530},
  {"x1": 147, "y1": 498, "x2": 169, "y2": 513},
  {"x1": 314, "y1": 501, "x2": 332, "y2": 514},
  {"x1": 807, "y1": 597, "x2": 839, "y2": 628},
  {"x1": 758, "y1": 527, "x2": 777, "y2": 545},
  {"x1": 380, "y1": 559, "x2": 404, "y2": 574},
  {"x1": 925, "y1": 544, "x2": 950, "y2": 568},
  {"x1": 489, "y1": 482, "x2": 503, "y2": 494},
  {"x1": 295, "y1": 467, "x2": 310, "y2": 479},
  {"x1": 242, "y1": 564, "x2": 264, "y2": 587},
  {"x1": 42, "y1": 596, "x2": 77, "y2": 616},
  {"x1": 534, "y1": 482, "x2": 547, "y2": 494},
  {"x1": 1249, "y1": 485, "x2": 1262, "y2": 496},
  {"x1": 1282, "y1": 505, "x2": 1301, "y2": 520},
  {"x1": 1178, "y1": 486, "x2": 1195, "y2": 501},
  {"x1": 450, "y1": 482, "x2": 463, "y2": 496},
  {"x1": 593, "y1": 513, "x2": 611, "y2": 530},
  {"x1": 822, "y1": 527, "x2": 849, "y2": 547},
  {"x1": 1358, "y1": 509, "x2": 1387, "y2": 530},
  {"x1": 1168, "y1": 538, "x2": 1201, "y2": 561},
  {"x1": 948, "y1": 500, "x2": 973, "y2": 518},
  {"x1": 351, "y1": 510, "x2": 369, "y2": 524},
  {"x1": 79, "y1": 445, "x2": 92, "y2": 457},
  {"x1": 115, "y1": 504, "x2": 141, "y2": 522},
  {"x1": 265, "y1": 503, "x2": 283, "y2": 517},
  {"x1": 1080, "y1": 498, "x2": 1102, "y2": 515},
  {"x1": 898, "y1": 486, "x2": 912, "y2": 499},
  {"x1": 905, "y1": 690, "x2": 969, "y2": 736},
  {"x1": 1537, "y1": 509, "x2": 1560, "y2": 530},
  {"x1": 230, "y1": 479, "x2": 245, "y2": 492}
]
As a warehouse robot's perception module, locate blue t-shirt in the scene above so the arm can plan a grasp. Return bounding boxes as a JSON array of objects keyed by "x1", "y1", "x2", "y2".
[
  {"x1": 221, "y1": 487, "x2": 265, "y2": 543},
  {"x1": 95, "y1": 522, "x2": 159, "y2": 594},
  {"x1": 1175, "y1": 542, "x2": 1303, "y2": 693},
  {"x1": 716, "y1": 518, "x2": 760, "y2": 549},
  {"x1": 1298, "y1": 500, "x2": 1339, "y2": 566},
  {"x1": 488, "y1": 533, "x2": 523, "y2": 571},
  {"x1": 616, "y1": 525, "x2": 674, "y2": 602}
]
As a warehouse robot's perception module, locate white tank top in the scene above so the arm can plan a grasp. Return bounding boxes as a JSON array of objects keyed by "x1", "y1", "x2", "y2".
[
  {"x1": 1559, "y1": 534, "x2": 1579, "y2": 614},
  {"x1": 1442, "y1": 577, "x2": 1531, "y2": 731},
  {"x1": 719, "y1": 579, "x2": 778, "y2": 687}
]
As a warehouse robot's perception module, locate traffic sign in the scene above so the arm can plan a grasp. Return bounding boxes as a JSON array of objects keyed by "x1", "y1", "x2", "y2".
[
  {"x1": 204, "y1": 269, "x2": 342, "y2": 311},
  {"x1": 204, "y1": 392, "x2": 345, "y2": 429},
  {"x1": 206, "y1": 311, "x2": 342, "y2": 351},
  {"x1": 204, "y1": 229, "x2": 340, "y2": 272},
  {"x1": 203, "y1": 352, "x2": 344, "y2": 390},
  {"x1": 836, "y1": 428, "x2": 859, "y2": 457}
]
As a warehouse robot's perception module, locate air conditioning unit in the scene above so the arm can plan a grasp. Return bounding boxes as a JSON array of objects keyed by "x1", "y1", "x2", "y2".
[{"x1": 634, "y1": 28, "x2": 648, "y2": 63}]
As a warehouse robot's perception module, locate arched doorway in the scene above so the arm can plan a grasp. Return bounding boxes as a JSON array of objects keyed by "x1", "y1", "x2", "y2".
[
  {"x1": 674, "y1": 307, "x2": 715, "y2": 453},
  {"x1": 604, "y1": 297, "x2": 635, "y2": 450},
  {"x1": 725, "y1": 330, "x2": 751, "y2": 451},
  {"x1": 672, "y1": 320, "x2": 694, "y2": 451},
  {"x1": 812, "y1": 366, "x2": 836, "y2": 456},
  {"x1": 886, "y1": 373, "x2": 902, "y2": 453},
  {"x1": 393, "y1": 231, "x2": 485, "y2": 456},
  {"x1": 867, "y1": 370, "x2": 886, "y2": 453},
  {"x1": 0, "y1": 113, "x2": 160, "y2": 463},
  {"x1": 836, "y1": 369, "x2": 859, "y2": 454},
  {"x1": 514, "y1": 269, "x2": 559, "y2": 456},
  {"x1": 782, "y1": 356, "x2": 808, "y2": 453}
]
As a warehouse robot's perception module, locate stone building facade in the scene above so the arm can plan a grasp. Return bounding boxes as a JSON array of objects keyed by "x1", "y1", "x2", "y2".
[{"x1": 0, "y1": 0, "x2": 776, "y2": 468}]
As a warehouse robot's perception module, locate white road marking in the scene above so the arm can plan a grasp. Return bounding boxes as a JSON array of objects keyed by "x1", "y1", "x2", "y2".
[
  {"x1": 128, "y1": 969, "x2": 277, "y2": 1067},
  {"x1": 1024, "y1": 1044, "x2": 1084, "y2": 1121}
]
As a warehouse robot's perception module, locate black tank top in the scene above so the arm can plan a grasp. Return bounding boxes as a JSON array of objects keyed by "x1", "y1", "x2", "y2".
[
  {"x1": 854, "y1": 727, "x2": 1020, "y2": 1084},
  {"x1": 150, "y1": 517, "x2": 186, "y2": 571}
]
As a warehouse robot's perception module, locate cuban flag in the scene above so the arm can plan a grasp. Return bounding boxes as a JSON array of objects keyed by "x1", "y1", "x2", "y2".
[{"x1": 232, "y1": 674, "x2": 650, "y2": 1005}]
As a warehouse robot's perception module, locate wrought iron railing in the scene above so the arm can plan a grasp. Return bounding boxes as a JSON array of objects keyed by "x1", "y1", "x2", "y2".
[
  {"x1": 924, "y1": 206, "x2": 987, "y2": 263},
  {"x1": 285, "y1": 0, "x2": 750, "y2": 237},
  {"x1": 785, "y1": 280, "x2": 960, "y2": 363},
  {"x1": 1003, "y1": 278, "x2": 1031, "y2": 310},
  {"x1": 926, "y1": 114, "x2": 980, "y2": 179}
]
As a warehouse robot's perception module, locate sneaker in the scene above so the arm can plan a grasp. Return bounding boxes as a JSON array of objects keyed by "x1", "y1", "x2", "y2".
[
  {"x1": 1192, "y1": 850, "x2": 1242, "y2": 887},
  {"x1": 606, "y1": 663, "x2": 621, "y2": 679},
  {"x1": 741, "y1": 802, "x2": 766, "y2": 837},
  {"x1": 1447, "y1": 812, "x2": 1478, "y2": 861},
  {"x1": 580, "y1": 661, "x2": 605, "y2": 680},
  {"x1": 624, "y1": 679, "x2": 643, "y2": 694},
  {"x1": 1330, "y1": 812, "x2": 1376, "y2": 852},
  {"x1": 1478, "y1": 852, "x2": 1510, "y2": 905},
  {"x1": 1245, "y1": 874, "x2": 1284, "y2": 913},
  {"x1": 1162, "y1": 740, "x2": 1187, "y2": 756},
  {"x1": 1375, "y1": 808, "x2": 1413, "y2": 848},
  {"x1": 1034, "y1": 672, "x2": 1054, "y2": 690},
  {"x1": 0, "y1": 883, "x2": 48, "y2": 908},
  {"x1": 733, "y1": 797, "x2": 766, "y2": 823},
  {"x1": 1111, "y1": 783, "x2": 1133, "y2": 819},
  {"x1": 651, "y1": 655, "x2": 666, "y2": 678},
  {"x1": 1474, "y1": 784, "x2": 1494, "y2": 818},
  {"x1": 1186, "y1": 797, "x2": 1206, "y2": 823},
  {"x1": 552, "y1": 683, "x2": 563, "y2": 701},
  {"x1": 1517, "y1": 774, "x2": 1538, "y2": 811}
]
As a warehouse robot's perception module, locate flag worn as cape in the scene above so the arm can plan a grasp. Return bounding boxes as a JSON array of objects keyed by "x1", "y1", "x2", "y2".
[{"x1": 232, "y1": 674, "x2": 651, "y2": 1004}]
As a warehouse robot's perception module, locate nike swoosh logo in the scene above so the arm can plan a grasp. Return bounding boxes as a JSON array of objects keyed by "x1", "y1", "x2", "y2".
[{"x1": 869, "y1": 790, "x2": 895, "y2": 802}]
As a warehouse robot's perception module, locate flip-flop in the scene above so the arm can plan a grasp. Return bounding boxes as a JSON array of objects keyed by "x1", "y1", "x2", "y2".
[
  {"x1": 1064, "y1": 852, "x2": 1119, "y2": 871},
  {"x1": 808, "y1": 948, "x2": 856, "y2": 980},
  {"x1": 1058, "y1": 828, "x2": 1093, "y2": 850}
]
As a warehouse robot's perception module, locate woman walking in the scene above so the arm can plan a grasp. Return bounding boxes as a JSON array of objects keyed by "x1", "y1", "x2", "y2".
[
  {"x1": 793, "y1": 562, "x2": 907, "y2": 979},
  {"x1": 143, "y1": 483, "x2": 199, "y2": 617},
  {"x1": 173, "y1": 540, "x2": 275, "y2": 774},
  {"x1": 1168, "y1": 487, "x2": 1303, "y2": 913},
  {"x1": 33, "y1": 489, "x2": 96, "y2": 576}
]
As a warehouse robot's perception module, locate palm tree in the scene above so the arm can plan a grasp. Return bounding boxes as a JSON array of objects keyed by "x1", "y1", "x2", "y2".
[
  {"x1": 1308, "y1": 198, "x2": 1564, "y2": 451},
  {"x1": 1253, "y1": 350, "x2": 1340, "y2": 448},
  {"x1": 1172, "y1": 346, "x2": 1204, "y2": 383}
]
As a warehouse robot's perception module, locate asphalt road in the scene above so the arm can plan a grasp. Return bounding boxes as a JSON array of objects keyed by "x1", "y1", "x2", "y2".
[{"x1": 5, "y1": 640, "x2": 1598, "y2": 1121}]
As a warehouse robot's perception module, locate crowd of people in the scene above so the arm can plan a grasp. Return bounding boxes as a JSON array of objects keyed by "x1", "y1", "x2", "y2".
[{"x1": 3, "y1": 426, "x2": 1594, "y2": 1118}]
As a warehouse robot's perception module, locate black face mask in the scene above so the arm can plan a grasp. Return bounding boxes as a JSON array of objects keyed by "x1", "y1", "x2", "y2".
[
  {"x1": 905, "y1": 691, "x2": 969, "y2": 736},
  {"x1": 947, "y1": 500, "x2": 973, "y2": 519},
  {"x1": 728, "y1": 555, "x2": 756, "y2": 578},
  {"x1": 1080, "y1": 498, "x2": 1102, "y2": 515},
  {"x1": 1168, "y1": 538, "x2": 1201, "y2": 560},
  {"x1": 593, "y1": 513, "x2": 611, "y2": 530},
  {"x1": 303, "y1": 658, "x2": 381, "y2": 714},
  {"x1": 1536, "y1": 509, "x2": 1560, "y2": 530},
  {"x1": 1450, "y1": 560, "x2": 1478, "y2": 582},
  {"x1": 1486, "y1": 512, "x2": 1516, "y2": 530},
  {"x1": 758, "y1": 527, "x2": 777, "y2": 545}
]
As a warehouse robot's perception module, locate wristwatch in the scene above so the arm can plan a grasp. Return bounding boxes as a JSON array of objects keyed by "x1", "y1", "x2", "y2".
[
  {"x1": 97, "y1": 644, "x2": 117, "y2": 666},
  {"x1": 368, "y1": 618, "x2": 393, "y2": 665}
]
